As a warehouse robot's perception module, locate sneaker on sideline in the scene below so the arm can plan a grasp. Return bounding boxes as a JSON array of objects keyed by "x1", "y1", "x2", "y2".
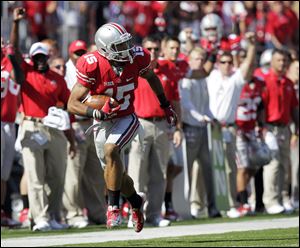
[
  {"x1": 69, "y1": 219, "x2": 89, "y2": 229},
  {"x1": 164, "y1": 208, "x2": 179, "y2": 221},
  {"x1": 106, "y1": 205, "x2": 122, "y2": 229},
  {"x1": 227, "y1": 207, "x2": 242, "y2": 218},
  {"x1": 190, "y1": 207, "x2": 206, "y2": 219},
  {"x1": 49, "y1": 219, "x2": 69, "y2": 230},
  {"x1": 146, "y1": 216, "x2": 170, "y2": 227},
  {"x1": 1, "y1": 210, "x2": 21, "y2": 228},
  {"x1": 283, "y1": 202, "x2": 295, "y2": 214},
  {"x1": 32, "y1": 220, "x2": 51, "y2": 231},
  {"x1": 266, "y1": 204, "x2": 285, "y2": 214}
]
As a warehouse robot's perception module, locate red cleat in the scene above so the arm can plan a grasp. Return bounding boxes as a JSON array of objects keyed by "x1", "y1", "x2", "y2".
[
  {"x1": 131, "y1": 193, "x2": 145, "y2": 233},
  {"x1": 106, "y1": 206, "x2": 122, "y2": 229}
]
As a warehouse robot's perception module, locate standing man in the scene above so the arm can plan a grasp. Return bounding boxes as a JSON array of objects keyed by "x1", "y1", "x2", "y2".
[
  {"x1": 1, "y1": 39, "x2": 24, "y2": 227},
  {"x1": 179, "y1": 47, "x2": 221, "y2": 219},
  {"x1": 67, "y1": 22, "x2": 177, "y2": 232},
  {"x1": 262, "y1": 49, "x2": 299, "y2": 214},
  {"x1": 127, "y1": 36, "x2": 180, "y2": 227},
  {"x1": 206, "y1": 32, "x2": 256, "y2": 218},
  {"x1": 63, "y1": 40, "x2": 107, "y2": 228},
  {"x1": 11, "y1": 7, "x2": 75, "y2": 231}
]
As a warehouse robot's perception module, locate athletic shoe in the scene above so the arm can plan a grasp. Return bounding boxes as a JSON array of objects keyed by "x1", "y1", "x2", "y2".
[
  {"x1": 266, "y1": 204, "x2": 285, "y2": 215},
  {"x1": 106, "y1": 205, "x2": 122, "y2": 228},
  {"x1": 164, "y1": 209, "x2": 179, "y2": 221},
  {"x1": 1, "y1": 209, "x2": 21, "y2": 228},
  {"x1": 146, "y1": 216, "x2": 171, "y2": 227},
  {"x1": 227, "y1": 207, "x2": 242, "y2": 218},
  {"x1": 131, "y1": 193, "x2": 145, "y2": 232},
  {"x1": 19, "y1": 208, "x2": 31, "y2": 228},
  {"x1": 69, "y1": 219, "x2": 89, "y2": 229},
  {"x1": 121, "y1": 201, "x2": 130, "y2": 222},
  {"x1": 32, "y1": 220, "x2": 51, "y2": 231},
  {"x1": 49, "y1": 219, "x2": 69, "y2": 230},
  {"x1": 236, "y1": 204, "x2": 252, "y2": 216}
]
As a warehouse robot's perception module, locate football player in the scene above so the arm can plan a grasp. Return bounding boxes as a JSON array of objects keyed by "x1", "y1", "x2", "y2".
[{"x1": 67, "y1": 22, "x2": 177, "y2": 232}]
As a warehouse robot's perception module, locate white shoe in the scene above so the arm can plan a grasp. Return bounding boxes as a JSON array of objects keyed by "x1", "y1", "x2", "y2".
[
  {"x1": 227, "y1": 208, "x2": 242, "y2": 218},
  {"x1": 32, "y1": 220, "x2": 51, "y2": 231},
  {"x1": 190, "y1": 207, "x2": 206, "y2": 219},
  {"x1": 49, "y1": 219, "x2": 69, "y2": 230},
  {"x1": 71, "y1": 219, "x2": 89, "y2": 229},
  {"x1": 283, "y1": 202, "x2": 294, "y2": 213},
  {"x1": 127, "y1": 214, "x2": 133, "y2": 228},
  {"x1": 146, "y1": 217, "x2": 170, "y2": 227},
  {"x1": 266, "y1": 204, "x2": 285, "y2": 214}
]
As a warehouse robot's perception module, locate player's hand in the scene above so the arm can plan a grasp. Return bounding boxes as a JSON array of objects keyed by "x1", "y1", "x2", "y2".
[
  {"x1": 163, "y1": 104, "x2": 178, "y2": 127},
  {"x1": 13, "y1": 7, "x2": 26, "y2": 22},
  {"x1": 93, "y1": 98, "x2": 121, "y2": 121}
]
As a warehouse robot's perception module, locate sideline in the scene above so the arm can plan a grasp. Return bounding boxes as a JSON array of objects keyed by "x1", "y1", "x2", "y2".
[{"x1": 1, "y1": 217, "x2": 299, "y2": 247}]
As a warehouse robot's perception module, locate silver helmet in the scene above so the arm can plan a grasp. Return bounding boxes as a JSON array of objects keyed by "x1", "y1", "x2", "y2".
[
  {"x1": 94, "y1": 22, "x2": 134, "y2": 63},
  {"x1": 200, "y1": 13, "x2": 223, "y2": 42}
]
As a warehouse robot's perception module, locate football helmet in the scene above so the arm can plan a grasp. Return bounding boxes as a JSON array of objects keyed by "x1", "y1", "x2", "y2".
[
  {"x1": 248, "y1": 138, "x2": 272, "y2": 168},
  {"x1": 200, "y1": 13, "x2": 223, "y2": 43},
  {"x1": 259, "y1": 49, "x2": 273, "y2": 68},
  {"x1": 95, "y1": 22, "x2": 134, "y2": 63}
]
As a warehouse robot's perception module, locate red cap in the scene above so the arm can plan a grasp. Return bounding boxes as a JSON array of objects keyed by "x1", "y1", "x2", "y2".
[{"x1": 68, "y1": 40, "x2": 87, "y2": 54}]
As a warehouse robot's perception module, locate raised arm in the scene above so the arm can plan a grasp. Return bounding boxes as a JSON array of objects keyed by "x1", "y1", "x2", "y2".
[{"x1": 240, "y1": 32, "x2": 256, "y2": 80}]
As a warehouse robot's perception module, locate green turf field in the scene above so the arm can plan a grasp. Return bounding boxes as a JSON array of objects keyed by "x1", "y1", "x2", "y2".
[
  {"x1": 58, "y1": 227, "x2": 299, "y2": 247},
  {"x1": 1, "y1": 212, "x2": 298, "y2": 240}
]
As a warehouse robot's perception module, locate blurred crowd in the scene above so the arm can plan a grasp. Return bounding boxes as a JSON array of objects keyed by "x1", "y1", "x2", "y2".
[{"x1": 1, "y1": 1, "x2": 299, "y2": 231}]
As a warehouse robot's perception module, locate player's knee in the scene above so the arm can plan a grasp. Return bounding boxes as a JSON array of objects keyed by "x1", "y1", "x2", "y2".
[{"x1": 104, "y1": 144, "x2": 120, "y2": 160}]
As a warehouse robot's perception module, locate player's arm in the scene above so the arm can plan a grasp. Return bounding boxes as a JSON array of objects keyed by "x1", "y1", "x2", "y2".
[
  {"x1": 67, "y1": 82, "x2": 91, "y2": 117},
  {"x1": 141, "y1": 69, "x2": 178, "y2": 126}
]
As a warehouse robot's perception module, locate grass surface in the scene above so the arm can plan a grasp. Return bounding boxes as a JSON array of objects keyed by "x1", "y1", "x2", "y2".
[
  {"x1": 59, "y1": 228, "x2": 299, "y2": 247},
  {"x1": 1, "y1": 212, "x2": 298, "y2": 239}
]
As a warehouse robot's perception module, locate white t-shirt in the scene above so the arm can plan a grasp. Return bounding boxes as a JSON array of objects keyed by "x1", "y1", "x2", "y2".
[
  {"x1": 206, "y1": 68, "x2": 245, "y2": 124},
  {"x1": 64, "y1": 59, "x2": 77, "y2": 91}
]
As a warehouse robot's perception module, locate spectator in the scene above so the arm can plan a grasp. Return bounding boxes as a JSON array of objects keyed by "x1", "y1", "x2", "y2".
[
  {"x1": 41, "y1": 38, "x2": 61, "y2": 59},
  {"x1": 286, "y1": 59, "x2": 299, "y2": 210},
  {"x1": 261, "y1": 48, "x2": 299, "y2": 214},
  {"x1": 206, "y1": 32, "x2": 256, "y2": 218},
  {"x1": 11, "y1": 7, "x2": 75, "y2": 231},
  {"x1": 127, "y1": 35, "x2": 179, "y2": 227},
  {"x1": 179, "y1": 47, "x2": 221, "y2": 219},
  {"x1": 63, "y1": 40, "x2": 107, "y2": 229},
  {"x1": 49, "y1": 57, "x2": 66, "y2": 76},
  {"x1": 1, "y1": 38, "x2": 24, "y2": 228}
]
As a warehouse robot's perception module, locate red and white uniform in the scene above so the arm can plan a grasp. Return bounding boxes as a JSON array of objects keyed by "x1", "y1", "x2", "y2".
[
  {"x1": 235, "y1": 80, "x2": 265, "y2": 169},
  {"x1": 134, "y1": 60, "x2": 179, "y2": 118},
  {"x1": 76, "y1": 47, "x2": 151, "y2": 118},
  {"x1": 1, "y1": 57, "x2": 20, "y2": 122},
  {"x1": 159, "y1": 58, "x2": 189, "y2": 83},
  {"x1": 236, "y1": 80, "x2": 265, "y2": 132},
  {"x1": 21, "y1": 62, "x2": 70, "y2": 117}
]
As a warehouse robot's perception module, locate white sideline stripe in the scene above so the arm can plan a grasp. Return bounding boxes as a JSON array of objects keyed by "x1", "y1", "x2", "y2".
[{"x1": 1, "y1": 217, "x2": 298, "y2": 247}]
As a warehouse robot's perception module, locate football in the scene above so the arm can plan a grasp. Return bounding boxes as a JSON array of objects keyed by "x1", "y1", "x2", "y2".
[{"x1": 83, "y1": 95, "x2": 119, "y2": 110}]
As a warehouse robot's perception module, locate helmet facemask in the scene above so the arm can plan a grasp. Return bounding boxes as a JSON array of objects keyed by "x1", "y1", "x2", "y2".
[{"x1": 99, "y1": 33, "x2": 135, "y2": 64}]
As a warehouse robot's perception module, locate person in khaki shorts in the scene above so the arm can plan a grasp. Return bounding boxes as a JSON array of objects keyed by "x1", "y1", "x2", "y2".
[
  {"x1": 62, "y1": 40, "x2": 106, "y2": 228},
  {"x1": 11, "y1": 7, "x2": 76, "y2": 231}
]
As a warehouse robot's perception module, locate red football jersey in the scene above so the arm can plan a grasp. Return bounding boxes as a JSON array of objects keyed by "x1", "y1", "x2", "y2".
[
  {"x1": 21, "y1": 61, "x2": 70, "y2": 118},
  {"x1": 236, "y1": 80, "x2": 265, "y2": 132},
  {"x1": 1, "y1": 56, "x2": 20, "y2": 122},
  {"x1": 134, "y1": 60, "x2": 179, "y2": 118},
  {"x1": 76, "y1": 47, "x2": 151, "y2": 118}
]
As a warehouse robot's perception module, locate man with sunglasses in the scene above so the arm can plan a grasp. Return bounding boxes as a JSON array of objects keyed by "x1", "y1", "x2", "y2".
[
  {"x1": 63, "y1": 40, "x2": 107, "y2": 228},
  {"x1": 206, "y1": 32, "x2": 256, "y2": 218}
]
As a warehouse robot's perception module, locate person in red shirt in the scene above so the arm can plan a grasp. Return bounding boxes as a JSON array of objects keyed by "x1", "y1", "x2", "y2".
[
  {"x1": 127, "y1": 36, "x2": 181, "y2": 227},
  {"x1": 67, "y1": 22, "x2": 177, "y2": 232},
  {"x1": 261, "y1": 48, "x2": 299, "y2": 215},
  {"x1": 11, "y1": 7, "x2": 76, "y2": 231},
  {"x1": 1, "y1": 39, "x2": 24, "y2": 228}
]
